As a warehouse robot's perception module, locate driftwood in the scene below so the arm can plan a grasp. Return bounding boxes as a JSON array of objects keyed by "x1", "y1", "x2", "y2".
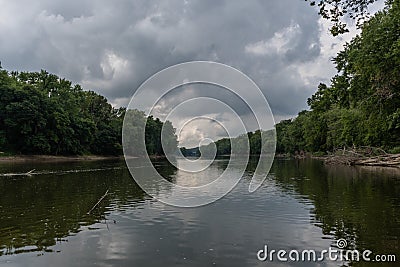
[
  {"x1": 324, "y1": 147, "x2": 400, "y2": 168},
  {"x1": 0, "y1": 169, "x2": 36, "y2": 177},
  {"x1": 26, "y1": 169, "x2": 35, "y2": 175},
  {"x1": 356, "y1": 155, "x2": 400, "y2": 167},
  {"x1": 87, "y1": 189, "x2": 109, "y2": 215}
]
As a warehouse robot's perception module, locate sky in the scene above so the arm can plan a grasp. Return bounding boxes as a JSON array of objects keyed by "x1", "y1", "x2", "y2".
[{"x1": 0, "y1": 0, "x2": 384, "y2": 147}]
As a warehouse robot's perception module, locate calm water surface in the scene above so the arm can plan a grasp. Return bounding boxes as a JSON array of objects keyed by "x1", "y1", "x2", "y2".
[{"x1": 0, "y1": 158, "x2": 399, "y2": 267}]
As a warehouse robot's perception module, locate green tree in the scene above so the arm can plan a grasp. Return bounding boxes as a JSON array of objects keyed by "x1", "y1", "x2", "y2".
[
  {"x1": 305, "y1": 0, "x2": 392, "y2": 36},
  {"x1": 0, "y1": 68, "x2": 177, "y2": 156},
  {"x1": 276, "y1": 0, "x2": 400, "y2": 153}
]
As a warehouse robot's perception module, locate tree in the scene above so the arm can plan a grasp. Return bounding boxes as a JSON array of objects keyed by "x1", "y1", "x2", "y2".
[
  {"x1": 305, "y1": 0, "x2": 393, "y2": 35},
  {"x1": 276, "y1": 0, "x2": 400, "y2": 153},
  {"x1": 0, "y1": 68, "x2": 177, "y2": 156},
  {"x1": 123, "y1": 110, "x2": 178, "y2": 157}
]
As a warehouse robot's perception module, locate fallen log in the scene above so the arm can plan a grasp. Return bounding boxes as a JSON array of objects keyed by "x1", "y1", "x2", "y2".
[
  {"x1": 323, "y1": 150, "x2": 400, "y2": 168},
  {"x1": 354, "y1": 155, "x2": 400, "y2": 167}
]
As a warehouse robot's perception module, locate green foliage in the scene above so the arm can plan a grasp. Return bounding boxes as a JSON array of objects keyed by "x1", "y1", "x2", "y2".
[
  {"x1": 388, "y1": 146, "x2": 400, "y2": 154},
  {"x1": 215, "y1": 138, "x2": 231, "y2": 156},
  {"x1": 0, "y1": 69, "x2": 177, "y2": 156},
  {"x1": 122, "y1": 110, "x2": 178, "y2": 157},
  {"x1": 197, "y1": 129, "x2": 275, "y2": 156},
  {"x1": 162, "y1": 120, "x2": 179, "y2": 155},
  {"x1": 325, "y1": 108, "x2": 366, "y2": 148},
  {"x1": 276, "y1": 1, "x2": 400, "y2": 153}
]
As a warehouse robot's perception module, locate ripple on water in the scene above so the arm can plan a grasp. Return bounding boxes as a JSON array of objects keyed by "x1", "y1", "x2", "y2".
[{"x1": 0, "y1": 159, "x2": 399, "y2": 267}]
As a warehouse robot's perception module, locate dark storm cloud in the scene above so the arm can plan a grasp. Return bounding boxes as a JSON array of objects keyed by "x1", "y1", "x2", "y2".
[{"x1": 0, "y1": 0, "x2": 339, "y2": 119}]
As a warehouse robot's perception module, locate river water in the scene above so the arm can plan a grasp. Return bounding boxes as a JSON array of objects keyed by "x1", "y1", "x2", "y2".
[{"x1": 0, "y1": 158, "x2": 398, "y2": 266}]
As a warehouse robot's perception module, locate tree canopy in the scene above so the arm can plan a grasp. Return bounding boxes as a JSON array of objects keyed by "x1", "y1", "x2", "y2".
[
  {"x1": 0, "y1": 69, "x2": 178, "y2": 156},
  {"x1": 305, "y1": 0, "x2": 393, "y2": 35},
  {"x1": 276, "y1": 0, "x2": 400, "y2": 153}
]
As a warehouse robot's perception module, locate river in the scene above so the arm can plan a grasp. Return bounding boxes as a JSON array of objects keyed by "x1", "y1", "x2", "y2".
[{"x1": 0, "y1": 158, "x2": 398, "y2": 266}]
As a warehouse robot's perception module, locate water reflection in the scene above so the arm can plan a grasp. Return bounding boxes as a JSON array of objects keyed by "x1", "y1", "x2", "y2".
[
  {"x1": 0, "y1": 158, "x2": 398, "y2": 267},
  {"x1": 269, "y1": 159, "x2": 400, "y2": 266},
  {"x1": 0, "y1": 159, "x2": 176, "y2": 256}
]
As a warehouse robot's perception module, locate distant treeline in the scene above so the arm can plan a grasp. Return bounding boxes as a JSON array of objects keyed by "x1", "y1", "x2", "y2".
[
  {"x1": 180, "y1": 129, "x2": 276, "y2": 157},
  {"x1": 0, "y1": 69, "x2": 178, "y2": 156},
  {"x1": 276, "y1": 1, "x2": 400, "y2": 155}
]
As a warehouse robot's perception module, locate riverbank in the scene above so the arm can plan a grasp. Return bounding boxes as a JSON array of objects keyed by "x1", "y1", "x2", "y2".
[
  {"x1": 276, "y1": 148, "x2": 400, "y2": 168},
  {"x1": 2, "y1": 152, "x2": 399, "y2": 168},
  {"x1": 0, "y1": 154, "x2": 124, "y2": 163},
  {"x1": 0, "y1": 154, "x2": 170, "y2": 163}
]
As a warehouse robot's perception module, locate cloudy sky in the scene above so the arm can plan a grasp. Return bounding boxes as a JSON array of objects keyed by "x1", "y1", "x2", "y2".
[{"x1": 0, "y1": 0, "x2": 383, "y2": 147}]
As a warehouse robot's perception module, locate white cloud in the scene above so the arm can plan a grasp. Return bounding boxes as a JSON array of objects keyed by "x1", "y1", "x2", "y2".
[
  {"x1": 296, "y1": 18, "x2": 359, "y2": 88},
  {"x1": 245, "y1": 23, "x2": 301, "y2": 56},
  {"x1": 1, "y1": 0, "x2": 376, "y2": 144}
]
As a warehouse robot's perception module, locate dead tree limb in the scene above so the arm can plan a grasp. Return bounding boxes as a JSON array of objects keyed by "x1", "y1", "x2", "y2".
[{"x1": 87, "y1": 189, "x2": 109, "y2": 215}]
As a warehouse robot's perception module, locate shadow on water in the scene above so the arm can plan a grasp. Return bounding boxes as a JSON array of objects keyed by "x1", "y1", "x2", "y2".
[{"x1": 266, "y1": 158, "x2": 400, "y2": 266}]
